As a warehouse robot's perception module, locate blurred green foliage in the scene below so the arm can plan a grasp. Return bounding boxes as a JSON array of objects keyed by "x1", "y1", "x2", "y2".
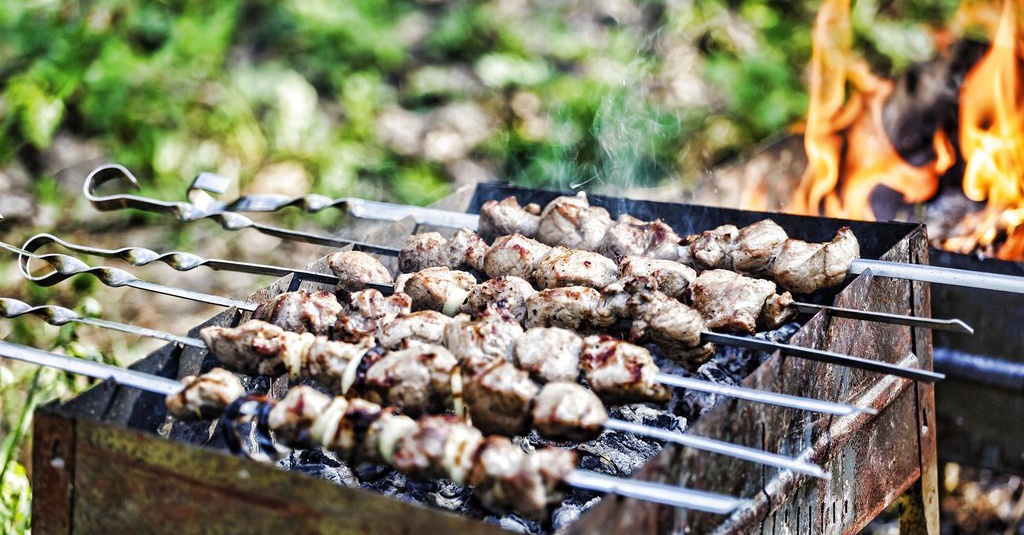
[{"x1": 0, "y1": 1, "x2": 957, "y2": 531}]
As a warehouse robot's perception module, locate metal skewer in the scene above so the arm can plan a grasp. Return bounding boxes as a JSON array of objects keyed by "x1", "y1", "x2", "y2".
[
  {"x1": 5, "y1": 241, "x2": 943, "y2": 383},
  {"x1": 0, "y1": 300, "x2": 828, "y2": 479},
  {"x1": 88, "y1": 163, "x2": 1019, "y2": 296},
  {"x1": 22, "y1": 233, "x2": 974, "y2": 335},
  {"x1": 0, "y1": 339, "x2": 744, "y2": 514}
]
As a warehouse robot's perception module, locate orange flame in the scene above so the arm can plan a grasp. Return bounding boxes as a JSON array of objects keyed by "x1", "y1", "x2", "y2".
[
  {"x1": 786, "y1": 0, "x2": 952, "y2": 220},
  {"x1": 943, "y1": 0, "x2": 1024, "y2": 260}
]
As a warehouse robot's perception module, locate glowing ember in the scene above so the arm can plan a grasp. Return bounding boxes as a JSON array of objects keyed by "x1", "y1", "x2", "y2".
[
  {"x1": 944, "y1": 0, "x2": 1024, "y2": 260},
  {"x1": 785, "y1": 0, "x2": 952, "y2": 221}
]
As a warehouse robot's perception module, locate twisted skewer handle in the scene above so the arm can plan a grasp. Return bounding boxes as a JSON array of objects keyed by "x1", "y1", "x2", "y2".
[
  {"x1": 188, "y1": 172, "x2": 482, "y2": 228},
  {"x1": 0, "y1": 241, "x2": 256, "y2": 311},
  {"x1": 0, "y1": 298, "x2": 205, "y2": 348}
]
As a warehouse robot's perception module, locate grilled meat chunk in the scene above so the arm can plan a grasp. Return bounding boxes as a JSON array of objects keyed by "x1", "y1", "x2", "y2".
[
  {"x1": 398, "y1": 232, "x2": 449, "y2": 273},
  {"x1": 393, "y1": 415, "x2": 484, "y2": 485},
  {"x1": 303, "y1": 336, "x2": 376, "y2": 393},
  {"x1": 531, "y1": 382, "x2": 607, "y2": 441},
  {"x1": 771, "y1": 227, "x2": 860, "y2": 294},
  {"x1": 314, "y1": 397, "x2": 383, "y2": 462},
  {"x1": 532, "y1": 247, "x2": 618, "y2": 289},
  {"x1": 335, "y1": 289, "x2": 412, "y2": 342},
  {"x1": 470, "y1": 439, "x2": 576, "y2": 518},
  {"x1": 378, "y1": 310, "x2": 453, "y2": 349},
  {"x1": 464, "y1": 360, "x2": 540, "y2": 436},
  {"x1": 253, "y1": 290, "x2": 342, "y2": 336},
  {"x1": 514, "y1": 327, "x2": 582, "y2": 383},
  {"x1": 396, "y1": 267, "x2": 476, "y2": 315},
  {"x1": 626, "y1": 282, "x2": 714, "y2": 367},
  {"x1": 446, "y1": 228, "x2": 489, "y2": 272},
  {"x1": 361, "y1": 409, "x2": 418, "y2": 465},
  {"x1": 267, "y1": 385, "x2": 332, "y2": 448},
  {"x1": 483, "y1": 234, "x2": 552, "y2": 280},
  {"x1": 761, "y1": 291, "x2": 797, "y2": 330},
  {"x1": 729, "y1": 219, "x2": 789, "y2": 276},
  {"x1": 165, "y1": 368, "x2": 245, "y2": 420},
  {"x1": 445, "y1": 307, "x2": 524, "y2": 373},
  {"x1": 328, "y1": 251, "x2": 394, "y2": 293},
  {"x1": 536, "y1": 192, "x2": 613, "y2": 251},
  {"x1": 200, "y1": 320, "x2": 288, "y2": 376},
  {"x1": 687, "y1": 269, "x2": 796, "y2": 334},
  {"x1": 363, "y1": 345, "x2": 459, "y2": 417},
  {"x1": 525, "y1": 286, "x2": 617, "y2": 331},
  {"x1": 684, "y1": 224, "x2": 739, "y2": 271},
  {"x1": 398, "y1": 229, "x2": 489, "y2": 273},
  {"x1": 580, "y1": 336, "x2": 671, "y2": 404},
  {"x1": 598, "y1": 215, "x2": 681, "y2": 261},
  {"x1": 618, "y1": 256, "x2": 696, "y2": 299},
  {"x1": 479, "y1": 196, "x2": 541, "y2": 241},
  {"x1": 460, "y1": 275, "x2": 537, "y2": 322}
]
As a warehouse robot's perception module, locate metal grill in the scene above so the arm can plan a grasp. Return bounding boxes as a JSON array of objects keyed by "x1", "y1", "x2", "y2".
[{"x1": 26, "y1": 181, "x2": 938, "y2": 534}]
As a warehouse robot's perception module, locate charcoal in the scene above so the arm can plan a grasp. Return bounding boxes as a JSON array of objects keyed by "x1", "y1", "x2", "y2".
[
  {"x1": 278, "y1": 448, "x2": 358, "y2": 487},
  {"x1": 551, "y1": 496, "x2": 602, "y2": 531}
]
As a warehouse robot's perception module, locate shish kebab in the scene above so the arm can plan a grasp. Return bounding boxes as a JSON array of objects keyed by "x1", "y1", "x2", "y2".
[
  {"x1": 0, "y1": 245, "x2": 872, "y2": 419},
  {"x1": 0, "y1": 340, "x2": 744, "y2": 517},
  {"x1": 22, "y1": 232, "x2": 972, "y2": 335},
  {"x1": 8, "y1": 240, "x2": 945, "y2": 382},
  {"x1": 0, "y1": 291, "x2": 864, "y2": 420},
  {"x1": 0, "y1": 298, "x2": 828, "y2": 477},
  {"x1": 82, "y1": 163, "x2": 1024, "y2": 294}
]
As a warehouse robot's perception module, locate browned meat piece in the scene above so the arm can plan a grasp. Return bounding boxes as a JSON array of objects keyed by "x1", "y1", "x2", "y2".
[
  {"x1": 378, "y1": 310, "x2": 453, "y2": 349},
  {"x1": 392, "y1": 414, "x2": 484, "y2": 485},
  {"x1": 335, "y1": 289, "x2": 412, "y2": 342},
  {"x1": 395, "y1": 267, "x2": 476, "y2": 315},
  {"x1": 580, "y1": 335, "x2": 672, "y2": 404},
  {"x1": 277, "y1": 331, "x2": 317, "y2": 379},
  {"x1": 398, "y1": 232, "x2": 449, "y2": 273},
  {"x1": 761, "y1": 292, "x2": 797, "y2": 330},
  {"x1": 253, "y1": 290, "x2": 343, "y2": 336},
  {"x1": 626, "y1": 283, "x2": 714, "y2": 367},
  {"x1": 327, "y1": 251, "x2": 394, "y2": 293},
  {"x1": 524, "y1": 447, "x2": 575, "y2": 505},
  {"x1": 303, "y1": 337, "x2": 375, "y2": 393},
  {"x1": 446, "y1": 228, "x2": 488, "y2": 272},
  {"x1": 469, "y1": 438, "x2": 574, "y2": 518},
  {"x1": 479, "y1": 196, "x2": 541, "y2": 241},
  {"x1": 363, "y1": 345, "x2": 459, "y2": 417},
  {"x1": 200, "y1": 320, "x2": 288, "y2": 376},
  {"x1": 684, "y1": 224, "x2": 739, "y2": 271},
  {"x1": 165, "y1": 368, "x2": 245, "y2": 420},
  {"x1": 398, "y1": 229, "x2": 489, "y2": 273},
  {"x1": 618, "y1": 256, "x2": 696, "y2": 299},
  {"x1": 444, "y1": 307, "x2": 524, "y2": 373},
  {"x1": 771, "y1": 227, "x2": 860, "y2": 294},
  {"x1": 267, "y1": 385, "x2": 332, "y2": 447},
  {"x1": 514, "y1": 327, "x2": 582, "y2": 383},
  {"x1": 531, "y1": 382, "x2": 607, "y2": 441},
  {"x1": 532, "y1": 247, "x2": 618, "y2": 289},
  {"x1": 598, "y1": 215, "x2": 681, "y2": 261},
  {"x1": 459, "y1": 275, "x2": 537, "y2": 323},
  {"x1": 729, "y1": 219, "x2": 789, "y2": 276},
  {"x1": 687, "y1": 269, "x2": 789, "y2": 334},
  {"x1": 483, "y1": 234, "x2": 552, "y2": 280},
  {"x1": 316, "y1": 397, "x2": 383, "y2": 462},
  {"x1": 464, "y1": 360, "x2": 539, "y2": 436},
  {"x1": 361, "y1": 409, "x2": 418, "y2": 465},
  {"x1": 524, "y1": 286, "x2": 617, "y2": 331},
  {"x1": 536, "y1": 192, "x2": 613, "y2": 251}
]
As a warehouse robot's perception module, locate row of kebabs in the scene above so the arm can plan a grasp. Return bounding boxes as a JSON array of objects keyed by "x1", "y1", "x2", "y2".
[
  {"x1": 167, "y1": 368, "x2": 577, "y2": 517},
  {"x1": 474, "y1": 192, "x2": 859, "y2": 294}
]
